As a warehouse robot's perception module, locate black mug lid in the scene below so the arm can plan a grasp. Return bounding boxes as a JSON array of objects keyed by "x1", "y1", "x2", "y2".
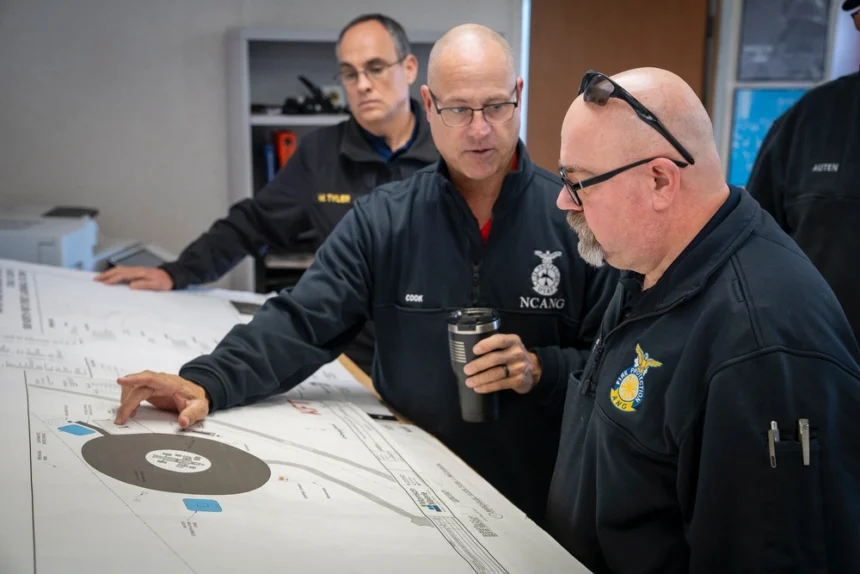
[{"x1": 447, "y1": 308, "x2": 500, "y2": 333}]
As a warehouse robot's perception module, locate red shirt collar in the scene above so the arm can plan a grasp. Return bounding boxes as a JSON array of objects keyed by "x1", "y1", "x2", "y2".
[{"x1": 479, "y1": 151, "x2": 518, "y2": 242}]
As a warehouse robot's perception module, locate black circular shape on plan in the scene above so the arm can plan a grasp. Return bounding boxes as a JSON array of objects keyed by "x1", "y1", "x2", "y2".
[{"x1": 81, "y1": 433, "x2": 271, "y2": 495}]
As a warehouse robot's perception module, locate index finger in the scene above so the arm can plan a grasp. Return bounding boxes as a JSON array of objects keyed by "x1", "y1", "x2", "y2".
[
  {"x1": 117, "y1": 385, "x2": 138, "y2": 421},
  {"x1": 472, "y1": 333, "x2": 519, "y2": 355},
  {"x1": 114, "y1": 385, "x2": 154, "y2": 425}
]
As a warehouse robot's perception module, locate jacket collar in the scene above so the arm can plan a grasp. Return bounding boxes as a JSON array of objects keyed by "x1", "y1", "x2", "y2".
[
  {"x1": 340, "y1": 98, "x2": 438, "y2": 164},
  {"x1": 433, "y1": 139, "x2": 537, "y2": 211},
  {"x1": 627, "y1": 186, "x2": 760, "y2": 313}
]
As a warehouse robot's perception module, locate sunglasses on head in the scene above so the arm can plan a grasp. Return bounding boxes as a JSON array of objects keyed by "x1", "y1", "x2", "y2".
[
  {"x1": 579, "y1": 70, "x2": 695, "y2": 165},
  {"x1": 559, "y1": 70, "x2": 695, "y2": 207}
]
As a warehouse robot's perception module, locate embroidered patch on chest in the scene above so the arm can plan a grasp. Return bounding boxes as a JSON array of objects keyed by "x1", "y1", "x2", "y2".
[{"x1": 610, "y1": 344, "x2": 662, "y2": 413}]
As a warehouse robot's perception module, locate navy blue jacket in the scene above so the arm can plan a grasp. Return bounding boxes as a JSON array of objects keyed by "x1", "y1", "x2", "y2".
[
  {"x1": 546, "y1": 187, "x2": 860, "y2": 573},
  {"x1": 161, "y1": 100, "x2": 438, "y2": 373},
  {"x1": 177, "y1": 142, "x2": 618, "y2": 519}
]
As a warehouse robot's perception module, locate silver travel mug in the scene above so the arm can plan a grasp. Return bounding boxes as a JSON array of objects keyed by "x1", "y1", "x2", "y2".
[{"x1": 447, "y1": 308, "x2": 501, "y2": 423}]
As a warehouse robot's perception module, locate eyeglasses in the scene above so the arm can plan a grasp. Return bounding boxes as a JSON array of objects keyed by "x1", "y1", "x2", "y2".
[
  {"x1": 558, "y1": 70, "x2": 695, "y2": 207},
  {"x1": 428, "y1": 87, "x2": 518, "y2": 127},
  {"x1": 335, "y1": 56, "x2": 406, "y2": 85},
  {"x1": 559, "y1": 156, "x2": 689, "y2": 207},
  {"x1": 578, "y1": 70, "x2": 695, "y2": 165}
]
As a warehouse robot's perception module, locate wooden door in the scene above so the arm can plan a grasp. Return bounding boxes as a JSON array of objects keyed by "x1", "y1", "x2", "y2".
[{"x1": 526, "y1": 0, "x2": 711, "y2": 171}]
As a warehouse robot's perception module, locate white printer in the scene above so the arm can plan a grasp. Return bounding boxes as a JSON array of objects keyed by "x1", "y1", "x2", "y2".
[{"x1": 0, "y1": 205, "x2": 175, "y2": 271}]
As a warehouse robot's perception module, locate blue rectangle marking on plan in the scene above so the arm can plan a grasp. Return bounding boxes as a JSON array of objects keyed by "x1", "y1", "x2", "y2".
[
  {"x1": 183, "y1": 498, "x2": 222, "y2": 512},
  {"x1": 58, "y1": 424, "x2": 95, "y2": 436}
]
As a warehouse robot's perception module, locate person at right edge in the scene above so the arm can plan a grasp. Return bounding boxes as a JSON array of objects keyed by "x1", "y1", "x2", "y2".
[
  {"x1": 111, "y1": 25, "x2": 618, "y2": 521},
  {"x1": 747, "y1": 1, "x2": 860, "y2": 341},
  {"x1": 547, "y1": 67, "x2": 860, "y2": 572}
]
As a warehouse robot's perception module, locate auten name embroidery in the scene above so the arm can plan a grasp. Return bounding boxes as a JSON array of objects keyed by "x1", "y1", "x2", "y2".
[{"x1": 811, "y1": 163, "x2": 839, "y2": 173}]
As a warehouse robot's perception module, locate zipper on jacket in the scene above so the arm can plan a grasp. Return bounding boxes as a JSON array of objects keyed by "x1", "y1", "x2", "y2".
[
  {"x1": 582, "y1": 295, "x2": 691, "y2": 394},
  {"x1": 580, "y1": 336, "x2": 604, "y2": 395},
  {"x1": 471, "y1": 263, "x2": 481, "y2": 304},
  {"x1": 442, "y1": 177, "x2": 488, "y2": 308}
]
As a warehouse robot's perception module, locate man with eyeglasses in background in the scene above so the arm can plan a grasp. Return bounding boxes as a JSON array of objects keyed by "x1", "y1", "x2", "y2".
[
  {"x1": 548, "y1": 67, "x2": 860, "y2": 573},
  {"x1": 94, "y1": 13, "x2": 438, "y2": 374},
  {"x1": 111, "y1": 24, "x2": 618, "y2": 521}
]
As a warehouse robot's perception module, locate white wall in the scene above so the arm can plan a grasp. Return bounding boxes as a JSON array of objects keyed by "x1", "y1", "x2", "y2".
[
  {"x1": 829, "y1": 6, "x2": 860, "y2": 81},
  {"x1": 0, "y1": 0, "x2": 522, "y2": 287}
]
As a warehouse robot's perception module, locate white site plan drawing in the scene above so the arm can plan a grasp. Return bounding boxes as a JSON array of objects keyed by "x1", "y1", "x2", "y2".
[
  {"x1": 0, "y1": 259, "x2": 390, "y2": 412},
  {"x1": 0, "y1": 260, "x2": 589, "y2": 573}
]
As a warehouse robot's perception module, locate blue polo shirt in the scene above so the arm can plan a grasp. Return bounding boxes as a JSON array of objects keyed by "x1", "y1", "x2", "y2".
[{"x1": 359, "y1": 102, "x2": 420, "y2": 162}]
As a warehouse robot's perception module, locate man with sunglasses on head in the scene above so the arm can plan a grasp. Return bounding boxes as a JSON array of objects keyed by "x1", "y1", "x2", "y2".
[
  {"x1": 547, "y1": 67, "x2": 860, "y2": 572},
  {"x1": 747, "y1": 0, "x2": 860, "y2": 343},
  {"x1": 110, "y1": 24, "x2": 617, "y2": 520},
  {"x1": 94, "y1": 13, "x2": 438, "y2": 374}
]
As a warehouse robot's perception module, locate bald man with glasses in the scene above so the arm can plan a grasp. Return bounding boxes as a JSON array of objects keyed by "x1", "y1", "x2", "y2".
[
  {"x1": 548, "y1": 67, "x2": 860, "y2": 574},
  {"x1": 111, "y1": 24, "x2": 618, "y2": 521}
]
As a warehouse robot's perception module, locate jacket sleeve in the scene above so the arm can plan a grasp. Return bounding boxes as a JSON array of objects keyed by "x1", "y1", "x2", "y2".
[
  {"x1": 160, "y1": 146, "x2": 315, "y2": 289},
  {"x1": 177, "y1": 200, "x2": 374, "y2": 410},
  {"x1": 680, "y1": 349, "x2": 860, "y2": 572},
  {"x1": 530, "y1": 263, "x2": 618, "y2": 411},
  {"x1": 746, "y1": 113, "x2": 791, "y2": 231}
]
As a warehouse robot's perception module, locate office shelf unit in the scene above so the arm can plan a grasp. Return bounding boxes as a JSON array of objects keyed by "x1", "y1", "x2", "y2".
[
  {"x1": 226, "y1": 26, "x2": 440, "y2": 293},
  {"x1": 249, "y1": 114, "x2": 350, "y2": 127}
]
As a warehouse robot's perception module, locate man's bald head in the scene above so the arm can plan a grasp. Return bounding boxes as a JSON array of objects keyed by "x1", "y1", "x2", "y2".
[
  {"x1": 562, "y1": 67, "x2": 722, "y2": 183},
  {"x1": 557, "y1": 67, "x2": 730, "y2": 278},
  {"x1": 420, "y1": 24, "x2": 522, "y2": 185},
  {"x1": 612, "y1": 68, "x2": 717, "y2": 169},
  {"x1": 427, "y1": 24, "x2": 515, "y2": 88}
]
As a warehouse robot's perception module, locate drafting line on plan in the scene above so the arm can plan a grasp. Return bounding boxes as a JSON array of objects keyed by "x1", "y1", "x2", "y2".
[
  {"x1": 23, "y1": 372, "x2": 38, "y2": 572},
  {"x1": 28, "y1": 385, "x2": 118, "y2": 403},
  {"x1": 265, "y1": 460, "x2": 432, "y2": 527},
  {"x1": 330, "y1": 404, "x2": 509, "y2": 574},
  {"x1": 205, "y1": 418, "x2": 394, "y2": 483}
]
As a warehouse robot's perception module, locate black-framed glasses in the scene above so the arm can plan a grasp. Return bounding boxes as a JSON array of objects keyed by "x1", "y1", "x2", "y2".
[
  {"x1": 335, "y1": 56, "x2": 406, "y2": 85},
  {"x1": 579, "y1": 70, "x2": 695, "y2": 166},
  {"x1": 428, "y1": 87, "x2": 518, "y2": 127},
  {"x1": 559, "y1": 156, "x2": 689, "y2": 207}
]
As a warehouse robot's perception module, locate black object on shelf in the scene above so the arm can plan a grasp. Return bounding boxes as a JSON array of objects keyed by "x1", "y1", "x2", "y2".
[
  {"x1": 281, "y1": 75, "x2": 347, "y2": 115},
  {"x1": 250, "y1": 103, "x2": 283, "y2": 115},
  {"x1": 43, "y1": 206, "x2": 99, "y2": 219}
]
